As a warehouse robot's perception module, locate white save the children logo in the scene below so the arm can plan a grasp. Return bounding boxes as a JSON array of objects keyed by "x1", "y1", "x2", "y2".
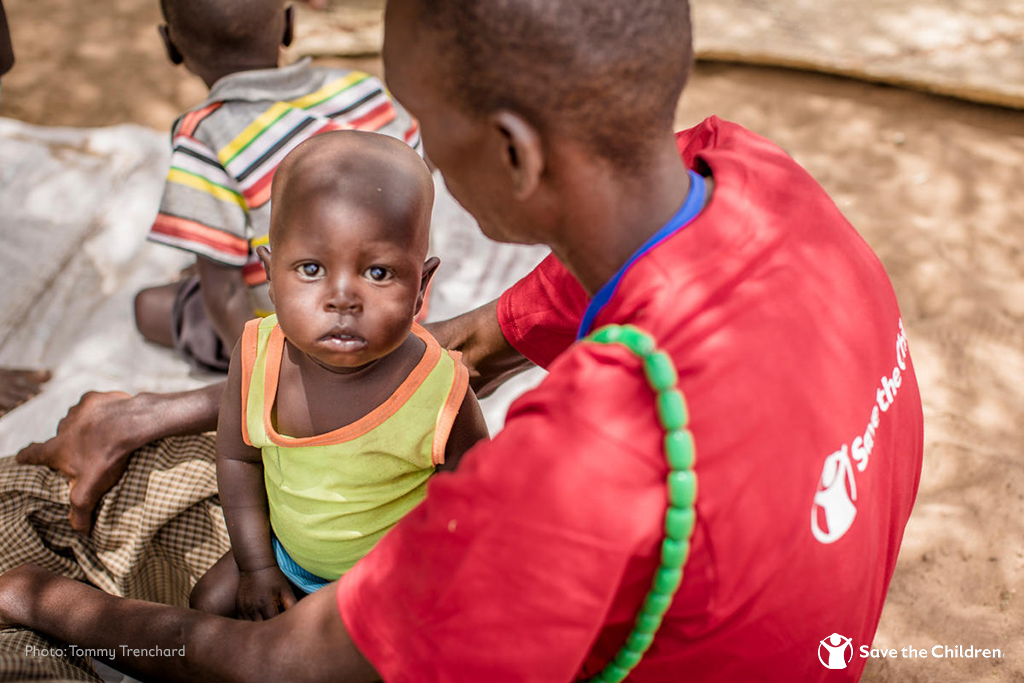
[
  {"x1": 811, "y1": 320, "x2": 909, "y2": 544},
  {"x1": 819, "y1": 633, "x2": 854, "y2": 669},
  {"x1": 811, "y1": 445, "x2": 858, "y2": 543}
]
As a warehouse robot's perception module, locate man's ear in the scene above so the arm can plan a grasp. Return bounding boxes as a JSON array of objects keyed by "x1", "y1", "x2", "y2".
[
  {"x1": 415, "y1": 256, "x2": 441, "y2": 316},
  {"x1": 282, "y1": 5, "x2": 295, "y2": 48},
  {"x1": 158, "y1": 25, "x2": 184, "y2": 65},
  {"x1": 491, "y1": 110, "x2": 544, "y2": 200}
]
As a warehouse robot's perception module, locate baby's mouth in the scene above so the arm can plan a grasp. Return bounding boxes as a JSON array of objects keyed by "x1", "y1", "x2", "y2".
[{"x1": 320, "y1": 330, "x2": 368, "y2": 352}]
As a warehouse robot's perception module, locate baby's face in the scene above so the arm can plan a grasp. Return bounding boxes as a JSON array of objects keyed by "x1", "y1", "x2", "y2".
[{"x1": 267, "y1": 196, "x2": 427, "y2": 372}]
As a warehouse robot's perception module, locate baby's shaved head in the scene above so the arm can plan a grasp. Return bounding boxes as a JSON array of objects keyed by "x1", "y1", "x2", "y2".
[
  {"x1": 270, "y1": 131, "x2": 434, "y2": 255},
  {"x1": 160, "y1": 0, "x2": 285, "y2": 61}
]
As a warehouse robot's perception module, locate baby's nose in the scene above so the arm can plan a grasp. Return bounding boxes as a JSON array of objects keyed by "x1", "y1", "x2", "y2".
[{"x1": 325, "y1": 278, "x2": 362, "y2": 312}]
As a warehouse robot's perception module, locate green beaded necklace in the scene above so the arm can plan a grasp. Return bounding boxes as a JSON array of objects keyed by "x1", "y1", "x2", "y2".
[{"x1": 583, "y1": 325, "x2": 697, "y2": 683}]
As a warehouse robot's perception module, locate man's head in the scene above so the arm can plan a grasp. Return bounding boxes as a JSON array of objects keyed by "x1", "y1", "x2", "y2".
[
  {"x1": 159, "y1": 0, "x2": 293, "y2": 85},
  {"x1": 383, "y1": 0, "x2": 692, "y2": 243},
  {"x1": 259, "y1": 131, "x2": 437, "y2": 372}
]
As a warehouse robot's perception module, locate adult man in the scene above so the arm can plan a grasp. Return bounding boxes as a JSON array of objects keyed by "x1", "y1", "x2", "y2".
[{"x1": 1, "y1": 0, "x2": 923, "y2": 680}]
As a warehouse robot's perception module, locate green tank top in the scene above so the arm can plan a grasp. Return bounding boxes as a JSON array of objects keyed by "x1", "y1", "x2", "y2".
[{"x1": 239, "y1": 315, "x2": 469, "y2": 579}]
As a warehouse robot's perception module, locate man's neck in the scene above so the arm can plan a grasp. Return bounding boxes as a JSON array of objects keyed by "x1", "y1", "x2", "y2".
[{"x1": 547, "y1": 133, "x2": 692, "y2": 295}]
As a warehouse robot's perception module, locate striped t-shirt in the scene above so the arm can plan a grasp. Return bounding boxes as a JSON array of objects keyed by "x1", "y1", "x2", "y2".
[{"x1": 147, "y1": 58, "x2": 421, "y2": 315}]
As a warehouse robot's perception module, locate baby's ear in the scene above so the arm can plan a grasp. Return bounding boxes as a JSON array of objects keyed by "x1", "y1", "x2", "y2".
[
  {"x1": 415, "y1": 257, "x2": 440, "y2": 316},
  {"x1": 262, "y1": 246, "x2": 278, "y2": 305},
  {"x1": 256, "y1": 245, "x2": 274, "y2": 281}
]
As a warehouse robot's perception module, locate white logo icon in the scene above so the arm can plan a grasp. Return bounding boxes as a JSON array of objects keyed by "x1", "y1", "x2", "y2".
[
  {"x1": 811, "y1": 445, "x2": 858, "y2": 544},
  {"x1": 818, "y1": 633, "x2": 853, "y2": 670}
]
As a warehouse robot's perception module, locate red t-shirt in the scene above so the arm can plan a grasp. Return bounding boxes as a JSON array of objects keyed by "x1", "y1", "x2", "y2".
[{"x1": 337, "y1": 117, "x2": 923, "y2": 682}]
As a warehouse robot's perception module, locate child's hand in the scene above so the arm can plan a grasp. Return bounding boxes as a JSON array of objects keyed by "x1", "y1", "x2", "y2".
[{"x1": 235, "y1": 566, "x2": 297, "y2": 621}]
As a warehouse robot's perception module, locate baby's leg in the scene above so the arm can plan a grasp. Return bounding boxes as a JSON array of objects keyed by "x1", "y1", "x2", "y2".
[
  {"x1": 134, "y1": 281, "x2": 181, "y2": 348},
  {"x1": 190, "y1": 551, "x2": 240, "y2": 616}
]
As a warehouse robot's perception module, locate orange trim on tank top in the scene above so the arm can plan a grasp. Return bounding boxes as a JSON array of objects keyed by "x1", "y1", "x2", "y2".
[
  {"x1": 430, "y1": 349, "x2": 469, "y2": 466},
  {"x1": 261, "y1": 322, "x2": 443, "y2": 447},
  {"x1": 239, "y1": 318, "x2": 262, "y2": 447}
]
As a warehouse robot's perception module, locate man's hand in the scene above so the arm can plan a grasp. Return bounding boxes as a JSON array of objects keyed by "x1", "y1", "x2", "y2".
[
  {"x1": 15, "y1": 384, "x2": 224, "y2": 536},
  {"x1": 425, "y1": 299, "x2": 533, "y2": 397},
  {"x1": 16, "y1": 391, "x2": 135, "y2": 535},
  {"x1": 236, "y1": 566, "x2": 297, "y2": 621},
  {"x1": 0, "y1": 368, "x2": 51, "y2": 417}
]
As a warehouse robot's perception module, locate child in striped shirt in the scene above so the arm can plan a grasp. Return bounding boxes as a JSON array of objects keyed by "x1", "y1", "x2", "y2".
[{"x1": 135, "y1": 0, "x2": 421, "y2": 372}]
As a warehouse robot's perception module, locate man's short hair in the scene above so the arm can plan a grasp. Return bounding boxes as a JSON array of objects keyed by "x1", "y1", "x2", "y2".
[{"x1": 417, "y1": 0, "x2": 693, "y2": 169}]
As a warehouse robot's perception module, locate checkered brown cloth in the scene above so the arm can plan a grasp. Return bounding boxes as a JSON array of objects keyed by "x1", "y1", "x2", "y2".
[{"x1": 0, "y1": 434, "x2": 228, "y2": 682}]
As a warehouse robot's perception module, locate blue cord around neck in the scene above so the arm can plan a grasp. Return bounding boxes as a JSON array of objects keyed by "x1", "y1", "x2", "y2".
[{"x1": 576, "y1": 169, "x2": 707, "y2": 340}]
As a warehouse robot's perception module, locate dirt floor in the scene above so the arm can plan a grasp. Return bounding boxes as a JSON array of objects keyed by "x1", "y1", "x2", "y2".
[{"x1": 2, "y1": 0, "x2": 1023, "y2": 681}]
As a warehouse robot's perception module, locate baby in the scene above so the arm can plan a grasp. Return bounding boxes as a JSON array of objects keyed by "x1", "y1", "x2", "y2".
[{"x1": 190, "y1": 130, "x2": 488, "y2": 618}]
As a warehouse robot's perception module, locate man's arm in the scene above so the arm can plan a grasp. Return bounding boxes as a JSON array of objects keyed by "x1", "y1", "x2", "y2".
[
  {"x1": 0, "y1": 564, "x2": 378, "y2": 683},
  {"x1": 216, "y1": 341, "x2": 297, "y2": 619},
  {"x1": 197, "y1": 257, "x2": 254, "y2": 354},
  {"x1": 16, "y1": 384, "x2": 224, "y2": 534},
  {"x1": 426, "y1": 299, "x2": 534, "y2": 398},
  {"x1": 14, "y1": 300, "x2": 517, "y2": 535}
]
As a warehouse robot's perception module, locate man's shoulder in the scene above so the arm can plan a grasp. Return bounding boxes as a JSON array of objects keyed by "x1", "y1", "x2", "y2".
[
  {"x1": 675, "y1": 116, "x2": 789, "y2": 161},
  {"x1": 507, "y1": 337, "x2": 665, "y2": 461}
]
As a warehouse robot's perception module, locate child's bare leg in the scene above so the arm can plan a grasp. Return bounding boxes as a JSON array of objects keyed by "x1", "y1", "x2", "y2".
[
  {"x1": 190, "y1": 551, "x2": 240, "y2": 616},
  {"x1": 134, "y1": 282, "x2": 180, "y2": 348},
  {"x1": 0, "y1": 368, "x2": 51, "y2": 417}
]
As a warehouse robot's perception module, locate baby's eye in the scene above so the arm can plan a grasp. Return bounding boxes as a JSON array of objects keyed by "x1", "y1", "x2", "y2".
[
  {"x1": 365, "y1": 266, "x2": 392, "y2": 282},
  {"x1": 298, "y1": 263, "x2": 324, "y2": 278}
]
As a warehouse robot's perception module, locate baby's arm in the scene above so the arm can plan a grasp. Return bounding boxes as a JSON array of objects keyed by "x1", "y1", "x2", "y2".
[
  {"x1": 198, "y1": 257, "x2": 256, "y2": 354},
  {"x1": 217, "y1": 341, "x2": 297, "y2": 619},
  {"x1": 437, "y1": 389, "x2": 489, "y2": 473}
]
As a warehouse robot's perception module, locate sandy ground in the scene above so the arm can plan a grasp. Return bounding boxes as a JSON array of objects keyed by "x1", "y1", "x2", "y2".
[{"x1": 1, "y1": 1, "x2": 1023, "y2": 681}]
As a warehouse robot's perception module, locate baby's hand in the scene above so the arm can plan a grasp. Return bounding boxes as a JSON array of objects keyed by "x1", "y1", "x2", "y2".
[{"x1": 235, "y1": 566, "x2": 297, "y2": 621}]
